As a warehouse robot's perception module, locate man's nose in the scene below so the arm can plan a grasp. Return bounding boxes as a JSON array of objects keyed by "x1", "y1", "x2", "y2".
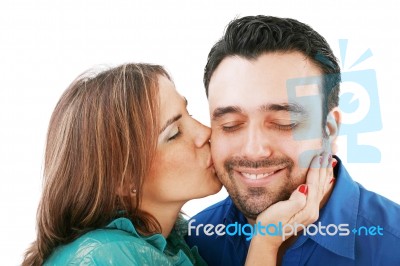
[{"x1": 241, "y1": 124, "x2": 272, "y2": 160}]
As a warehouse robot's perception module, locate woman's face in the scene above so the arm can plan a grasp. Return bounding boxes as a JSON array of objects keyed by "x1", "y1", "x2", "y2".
[{"x1": 141, "y1": 75, "x2": 222, "y2": 208}]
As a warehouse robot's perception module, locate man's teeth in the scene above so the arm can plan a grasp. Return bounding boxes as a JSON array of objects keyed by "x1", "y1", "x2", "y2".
[{"x1": 241, "y1": 171, "x2": 275, "y2": 180}]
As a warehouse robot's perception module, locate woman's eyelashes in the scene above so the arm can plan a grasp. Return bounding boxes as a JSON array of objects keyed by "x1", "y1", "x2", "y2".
[{"x1": 167, "y1": 126, "x2": 181, "y2": 141}]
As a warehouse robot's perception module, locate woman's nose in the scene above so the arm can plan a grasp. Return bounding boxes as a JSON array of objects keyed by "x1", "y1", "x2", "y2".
[{"x1": 193, "y1": 120, "x2": 211, "y2": 148}]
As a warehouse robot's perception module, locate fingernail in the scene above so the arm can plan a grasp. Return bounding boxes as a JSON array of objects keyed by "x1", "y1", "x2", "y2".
[
  {"x1": 329, "y1": 153, "x2": 332, "y2": 160},
  {"x1": 330, "y1": 177, "x2": 336, "y2": 184},
  {"x1": 298, "y1": 184, "x2": 308, "y2": 195},
  {"x1": 332, "y1": 160, "x2": 337, "y2": 167}
]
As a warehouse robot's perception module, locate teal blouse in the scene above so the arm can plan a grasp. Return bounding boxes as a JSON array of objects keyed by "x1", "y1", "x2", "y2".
[{"x1": 44, "y1": 216, "x2": 206, "y2": 265}]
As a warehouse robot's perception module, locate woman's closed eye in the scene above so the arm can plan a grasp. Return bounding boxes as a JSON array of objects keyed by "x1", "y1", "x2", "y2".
[{"x1": 167, "y1": 127, "x2": 181, "y2": 141}]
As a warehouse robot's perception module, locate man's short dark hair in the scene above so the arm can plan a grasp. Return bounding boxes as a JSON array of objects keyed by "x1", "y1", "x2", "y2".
[{"x1": 204, "y1": 15, "x2": 341, "y2": 126}]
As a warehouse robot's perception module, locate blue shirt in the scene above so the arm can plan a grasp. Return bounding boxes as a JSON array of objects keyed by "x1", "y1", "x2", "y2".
[{"x1": 186, "y1": 157, "x2": 400, "y2": 265}]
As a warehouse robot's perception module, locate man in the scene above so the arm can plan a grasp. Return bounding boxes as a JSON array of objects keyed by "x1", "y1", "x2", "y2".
[{"x1": 186, "y1": 15, "x2": 400, "y2": 265}]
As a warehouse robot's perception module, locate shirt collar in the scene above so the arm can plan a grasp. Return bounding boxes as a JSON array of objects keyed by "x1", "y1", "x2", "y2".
[
  {"x1": 221, "y1": 197, "x2": 250, "y2": 250},
  {"x1": 106, "y1": 217, "x2": 168, "y2": 251},
  {"x1": 223, "y1": 198, "x2": 246, "y2": 225},
  {"x1": 307, "y1": 156, "x2": 359, "y2": 260}
]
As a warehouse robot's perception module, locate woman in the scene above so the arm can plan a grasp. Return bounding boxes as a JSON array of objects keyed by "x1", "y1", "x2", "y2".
[{"x1": 23, "y1": 63, "x2": 334, "y2": 265}]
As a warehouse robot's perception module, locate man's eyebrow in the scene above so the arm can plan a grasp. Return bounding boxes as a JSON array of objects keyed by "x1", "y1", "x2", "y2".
[
  {"x1": 259, "y1": 103, "x2": 306, "y2": 114},
  {"x1": 160, "y1": 114, "x2": 182, "y2": 134},
  {"x1": 212, "y1": 106, "x2": 243, "y2": 120},
  {"x1": 211, "y1": 103, "x2": 306, "y2": 121}
]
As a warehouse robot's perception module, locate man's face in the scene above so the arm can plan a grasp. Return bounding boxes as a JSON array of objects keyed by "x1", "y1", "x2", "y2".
[{"x1": 208, "y1": 51, "x2": 330, "y2": 220}]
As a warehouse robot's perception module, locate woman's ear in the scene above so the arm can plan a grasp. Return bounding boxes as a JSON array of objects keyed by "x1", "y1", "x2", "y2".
[
  {"x1": 116, "y1": 184, "x2": 136, "y2": 197},
  {"x1": 326, "y1": 107, "x2": 341, "y2": 154},
  {"x1": 116, "y1": 183, "x2": 138, "y2": 209}
]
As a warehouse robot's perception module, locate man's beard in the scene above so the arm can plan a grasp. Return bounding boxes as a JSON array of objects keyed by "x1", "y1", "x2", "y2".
[{"x1": 218, "y1": 156, "x2": 302, "y2": 220}]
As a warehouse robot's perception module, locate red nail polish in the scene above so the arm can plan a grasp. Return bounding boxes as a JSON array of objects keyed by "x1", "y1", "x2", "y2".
[
  {"x1": 329, "y1": 177, "x2": 336, "y2": 184},
  {"x1": 332, "y1": 161, "x2": 337, "y2": 167},
  {"x1": 298, "y1": 184, "x2": 308, "y2": 195}
]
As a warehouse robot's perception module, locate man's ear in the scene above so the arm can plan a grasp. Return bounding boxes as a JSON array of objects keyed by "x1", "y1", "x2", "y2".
[{"x1": 326, "y1": 107, "x2": 341, "y2": 154}]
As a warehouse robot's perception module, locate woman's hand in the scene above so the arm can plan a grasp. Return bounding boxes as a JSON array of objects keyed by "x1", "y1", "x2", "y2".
[{"x1": 245, "y1": 152, "x2": 336, "y2": 266}]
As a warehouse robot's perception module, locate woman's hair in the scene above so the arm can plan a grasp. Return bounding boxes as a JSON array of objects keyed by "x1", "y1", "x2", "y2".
[{"x1": 23, "y1": 63, "x2": 170, "y2": 266}]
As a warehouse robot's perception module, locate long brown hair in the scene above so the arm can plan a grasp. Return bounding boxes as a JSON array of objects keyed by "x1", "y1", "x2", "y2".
[{"x1": 23, "y1": 63, "x2": 170, "y2": 265}]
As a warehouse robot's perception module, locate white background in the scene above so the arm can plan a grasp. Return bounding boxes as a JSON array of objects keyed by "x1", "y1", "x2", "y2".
[{"x1": 1, "y1": 0, "x2": 399, "y2": 264}]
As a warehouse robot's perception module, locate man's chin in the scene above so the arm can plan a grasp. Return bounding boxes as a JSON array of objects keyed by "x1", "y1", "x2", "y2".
[
  {"x1": 233, "y1": 190, "x2": 292, "y2": 220},
  {"x1": 234, "y1": 197, "x2": 274, "y2": 219}
]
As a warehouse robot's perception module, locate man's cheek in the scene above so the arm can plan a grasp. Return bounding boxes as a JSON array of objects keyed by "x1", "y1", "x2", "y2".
[
  {"x1": 285, "y1": 140, "x2": 321, "y2": 169},
  {"x1": 295, "y1": 150, "x2": 319, "y2": 168},
  {"x1": 211, "y1": 136, "x2": 231, "y2": 153}
]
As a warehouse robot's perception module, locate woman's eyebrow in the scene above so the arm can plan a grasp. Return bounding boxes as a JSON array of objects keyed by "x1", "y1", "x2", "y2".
[
  {"x1": 160, "y1": 97, "x2": 187, "y2": 133},
  {"x1": 160, "y1": 114, "x2": 182, "y2": 134}
]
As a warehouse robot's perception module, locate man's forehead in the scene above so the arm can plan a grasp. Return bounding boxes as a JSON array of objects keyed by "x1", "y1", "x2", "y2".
[
  {"x1": 207, "y1": 52, "x2": 324, "y2": 97},
  {"x1": 209, "y1": 79, "x2": 323, "y2": 107},
  {"x1": 292, "y1": 83, "x2": 321, "y2": 97}
]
